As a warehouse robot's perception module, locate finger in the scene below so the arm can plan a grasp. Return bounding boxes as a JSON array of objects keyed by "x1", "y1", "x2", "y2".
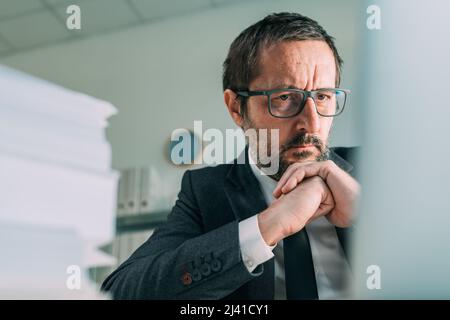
[
  {"x1": 274, "y1": 163, "x2": 301, "y2": 192},
  {"x1": 273, "y1": 187, "x2": 282, "y2": 199},
  {"x1": 277, "y1": 161, "x2": 320, "y2": 188},
  {"x1": 273, "y1": 172, "x2": 298, "y2": 198},
  {"x1": 274, "y1": 162, "x2": 319, "y2": 197},
  {"x1": 273, "y1": 163, "x2": 304, "y2": 197},
  {"x1": 278, "y1": 176, "x2": 298, "y2": 195},
  {"x1": 280, "y1": 172, "x2": 306, "y2": 194}
]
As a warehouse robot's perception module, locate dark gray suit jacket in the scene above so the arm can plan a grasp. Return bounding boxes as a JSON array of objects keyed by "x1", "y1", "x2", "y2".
[{"x1": 101, "y1": 147, "x2": 358, "y2": 299}]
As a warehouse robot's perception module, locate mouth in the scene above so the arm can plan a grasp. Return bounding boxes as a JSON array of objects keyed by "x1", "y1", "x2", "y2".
[{"x1": 290, "y1": 145, "x2": 315, "y2": 151}]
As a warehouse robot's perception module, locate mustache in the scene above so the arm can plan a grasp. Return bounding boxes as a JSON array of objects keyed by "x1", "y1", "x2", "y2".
[{"x1": 280, "y1": 132, "x2": 325, "y2": 154}]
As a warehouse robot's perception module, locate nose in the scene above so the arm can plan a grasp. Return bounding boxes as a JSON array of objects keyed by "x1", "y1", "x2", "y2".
[{"x1": 294, "y1": 97, "x2": 321, "y2": 133}]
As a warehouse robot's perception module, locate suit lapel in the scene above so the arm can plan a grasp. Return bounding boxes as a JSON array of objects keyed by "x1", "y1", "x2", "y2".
[
  {"x1": 224, "y1": 150, "x2": 268, "y2": 222},
  {"x1": 329, "y1": 149, "x2": 355, "y2": 261},
  {"x1": 223, "y1": 151, "x2": 274, "y2": 299},
  {"x1": 335, "y1": 226, "x2": 353, "y2": 261}
]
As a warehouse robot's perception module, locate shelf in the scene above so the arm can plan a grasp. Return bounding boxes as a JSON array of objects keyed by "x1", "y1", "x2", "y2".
[{"x1": 116, "y1": 211, "x2": 169, "y2": 233}]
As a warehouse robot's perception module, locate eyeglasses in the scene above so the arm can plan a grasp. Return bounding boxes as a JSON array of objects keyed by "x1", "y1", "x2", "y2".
[{"x1": 236, "y1": 88, "x2": 350, "y2": 118}]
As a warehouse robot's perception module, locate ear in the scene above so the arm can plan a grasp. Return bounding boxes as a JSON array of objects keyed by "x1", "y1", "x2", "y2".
[{"x1": 224, "y1": 89, "x2": 245, "y2": 127}]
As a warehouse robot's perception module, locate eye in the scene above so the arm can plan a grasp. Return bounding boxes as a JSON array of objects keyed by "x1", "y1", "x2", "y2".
[
  {"x1": 278, "y1": 94, "x2": 290, "y2": 101},
  {"x1": 317, "y1": 93, "x2": 329, "y2": 101}
]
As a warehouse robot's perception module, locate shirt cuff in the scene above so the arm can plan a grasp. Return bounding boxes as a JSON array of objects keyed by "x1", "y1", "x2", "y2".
[{"x1": 238, "y1": 215, "x2": 275, "y2": 273}]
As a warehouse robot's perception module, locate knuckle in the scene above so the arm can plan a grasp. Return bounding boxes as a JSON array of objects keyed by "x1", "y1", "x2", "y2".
[
  {"x1": 310, "y1": 176, "x2": 324, "y2": 184},
  {"x1": 322, "y1": 160, "x2": 337, "y2": 175},
  {"x1": 289, "y1": 162, "x2": 302, "y2": 170},
  {"x1": 326, "y1": 160, "x2": 335, "y2": 168}
]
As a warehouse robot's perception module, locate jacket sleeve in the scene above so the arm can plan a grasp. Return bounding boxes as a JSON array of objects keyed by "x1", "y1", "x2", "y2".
[{"x1": 101, "y1": 170, "x2": 262, "y2": 299}]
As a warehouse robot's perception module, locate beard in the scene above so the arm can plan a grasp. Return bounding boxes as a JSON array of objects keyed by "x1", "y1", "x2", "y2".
[
  {"x1": 242, "y1": 115, "x2": 330, "y2": 181},
  {"x1": 270, "y1": 132, "x2": 330, "y2": 181},
  {"x1": 246, "y1": 132, "x2": 330, "y2": 181}
]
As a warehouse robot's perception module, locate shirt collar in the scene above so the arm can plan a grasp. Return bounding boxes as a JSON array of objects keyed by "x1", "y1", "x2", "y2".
[{"x1": 248, "y1": 148, "x2": 278, "y2": 204}]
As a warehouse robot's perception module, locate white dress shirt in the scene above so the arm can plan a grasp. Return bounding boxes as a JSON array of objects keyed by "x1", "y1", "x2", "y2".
[{"x1": 238, "y1": 150, "x2": 352, "y2": 299}]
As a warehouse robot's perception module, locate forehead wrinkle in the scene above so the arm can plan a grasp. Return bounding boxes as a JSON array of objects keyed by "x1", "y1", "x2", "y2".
[
  {"x1": 261, "y1": 62, "x2": 332, "y2": 91},
  {"x1": 307, "y1": 63, "x2": 316, "y2": 91},
  {"x1": 312, "y1": 63, "x2": 334, "y2": 89},
  {"x1": 312, "y1": 64, "x2": 319, "y2": 90},
  {"x1": 293, "y1": 58, "x2": 329, "y2": 91},
  {"x1": 298, "y1": 60, "x2": 316, "y2": 91},
  {"x1": 253, "y1": 41, "x2": 336, "y2": 90},
  {"x1": 263, "y1": 62, "x2": 308, "y2": 90},
  {"x1": 292, "y1": 61, "x2": 308, "y2": 90}
]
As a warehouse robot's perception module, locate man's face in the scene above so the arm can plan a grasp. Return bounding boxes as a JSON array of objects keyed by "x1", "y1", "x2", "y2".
[{"x1": 243, "y1": 40, "x2": 337, "y2": 179}]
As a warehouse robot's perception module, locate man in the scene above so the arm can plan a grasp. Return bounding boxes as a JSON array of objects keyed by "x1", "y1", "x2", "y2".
[{"x1": 102, "y1": 12, "x2": 360, "y2": 300}]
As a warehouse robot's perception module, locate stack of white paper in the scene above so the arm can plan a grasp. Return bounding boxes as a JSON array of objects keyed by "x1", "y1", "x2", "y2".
[{"x1": 0, "y1": 65, "x2": 118, "y2": 299}]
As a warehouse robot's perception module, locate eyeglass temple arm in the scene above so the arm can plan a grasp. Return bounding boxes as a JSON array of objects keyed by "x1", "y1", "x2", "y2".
[
  {"x1": 236, "y1": 90, "x2": 268, "y2": 97},
  {"x1": 236, "y1": 89, "x2": 351, "y2": 97}
]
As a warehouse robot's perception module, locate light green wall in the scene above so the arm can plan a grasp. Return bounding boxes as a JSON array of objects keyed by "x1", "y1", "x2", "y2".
[{"x1": 1, "y1": 0, "x2": 363, "y2": 177}]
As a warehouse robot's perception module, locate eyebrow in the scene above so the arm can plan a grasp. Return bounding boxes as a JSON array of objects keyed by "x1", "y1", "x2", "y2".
[
  {"x1": 270, "y1": 83, "x2": 337, "y2": 91},
  {"x1": 271, "y1": 83, "x2": 302, "y2": 90}
]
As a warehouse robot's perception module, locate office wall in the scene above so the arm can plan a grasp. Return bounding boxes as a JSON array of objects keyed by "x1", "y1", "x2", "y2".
[{"x1": 0, "y1": 0, "x2": 363, "y2": 176}]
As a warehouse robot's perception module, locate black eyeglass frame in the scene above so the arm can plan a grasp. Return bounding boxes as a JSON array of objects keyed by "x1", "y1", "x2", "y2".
[{"x1": 236, "y1": 88, "x2": 351, "y2": 118}]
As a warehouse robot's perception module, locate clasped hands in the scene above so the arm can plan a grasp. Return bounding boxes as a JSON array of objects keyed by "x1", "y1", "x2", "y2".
[{"x1": 257, "y1": 160, "x2": 360, "y2": 246}]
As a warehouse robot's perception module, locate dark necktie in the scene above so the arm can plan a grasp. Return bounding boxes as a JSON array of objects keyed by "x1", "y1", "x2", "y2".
[{"x1": 283, "y1": 228, "x2": 319, "y2": 299}]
